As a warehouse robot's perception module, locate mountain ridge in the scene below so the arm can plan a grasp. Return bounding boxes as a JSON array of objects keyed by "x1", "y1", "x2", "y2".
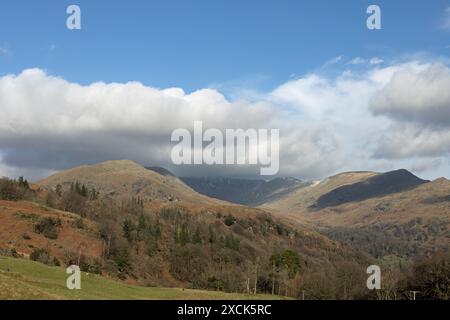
[
  {"x1": 180, "y1": 176, "x2": 307, "y2": 206},
  {"x1": 311, "y1": 169, "x2": 430, "y2": 209},
  {"x1": 37, "y1": 160, "x2": 225, "y2": 206}
]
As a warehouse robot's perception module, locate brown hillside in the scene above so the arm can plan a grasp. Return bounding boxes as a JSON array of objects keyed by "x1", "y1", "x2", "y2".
[
  {"x1": 262, "y1": 172, "x2": 450, "y2": 258},
  {"x1": 0, "y1": 200, "x2": 101, "y2": 261},
  {"x1": 261, "y1": 171, "x2": 378, "y2": 212},
  {"x1": 38, "y1": 160, "x2": 224, "y2": 207}
]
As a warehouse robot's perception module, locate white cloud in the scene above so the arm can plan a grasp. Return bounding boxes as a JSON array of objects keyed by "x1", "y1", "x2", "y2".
[
  {"x1": 348, "y1": 57, "x2": 367, "y2": 65},
  {"x1": 369, "y1": 57, "x2": 384, "y2": 65},
  {"x1": 0, "y1": 60, "x2": 449, "y2": 181},
  {"x1": 368, "y1": 63, "x2": 450, "y2": 163},
  {"x1": 325, "y1": 55, "x2": 343, "y2": 65},
  {"x1": 346, "y1": 57, "x2": 383, "y2": 66},
  {"x1": 370, "y1": 63, "x2": 450, "y2": 127},
  {"x1": 0, "y1": 69, "x2": 277, "y2": 179}
]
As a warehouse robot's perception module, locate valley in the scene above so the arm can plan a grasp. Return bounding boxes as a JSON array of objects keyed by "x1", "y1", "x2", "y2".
[{"x1": 0, "y1": 160, "x2": 449, "y2": 300}]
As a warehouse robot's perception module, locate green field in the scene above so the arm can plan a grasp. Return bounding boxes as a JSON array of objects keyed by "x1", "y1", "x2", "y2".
[{"x1": 0, "y1": 257, "x2": 284, "y2": 300}]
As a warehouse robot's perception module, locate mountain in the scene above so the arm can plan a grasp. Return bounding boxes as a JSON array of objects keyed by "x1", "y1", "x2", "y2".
[
  {"x1": 38, "y1": 160, "x2": 221, "y2": 206},
  {"x1": 261, "y1": 171, "x2": 378, "y2": 212},
  {"x1": 311, "y1": 169, "x2": 429, "y2": 209},
  {"x1": 261, "y1": 170, "x2": 449, "y2": 258},
  {"x1": 180, "y1": 176, "x2": 306, "y2": 206},
  {"x1": 1, "y1": 161, "x2": 377, "y2": 299},
  {"x1": 313, "y1": 177, "x2": 450, "y2": 258}
]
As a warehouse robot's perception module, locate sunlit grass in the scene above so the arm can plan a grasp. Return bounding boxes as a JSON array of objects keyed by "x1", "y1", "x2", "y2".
[{"x1": 0, "y1": 257, "x2": 285, "y2": 300}]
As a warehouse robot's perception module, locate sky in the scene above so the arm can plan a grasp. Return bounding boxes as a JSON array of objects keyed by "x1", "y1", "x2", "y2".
[{"x1": 0, "y1": 0, "x2": 449, "y2": 181}]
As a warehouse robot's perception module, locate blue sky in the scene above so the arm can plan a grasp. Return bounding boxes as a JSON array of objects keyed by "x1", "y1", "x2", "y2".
[
  {"x1": 0, "y1": 1, "x2": 450, "y2": 180},
  {"x1": 0, "y1": 0, "x2": 449, "y2": 91}
]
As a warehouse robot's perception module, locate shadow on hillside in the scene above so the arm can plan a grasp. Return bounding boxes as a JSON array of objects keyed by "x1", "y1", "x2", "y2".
[{"x1": 309, "y1": 169, "x2": 429, "y2": 210}]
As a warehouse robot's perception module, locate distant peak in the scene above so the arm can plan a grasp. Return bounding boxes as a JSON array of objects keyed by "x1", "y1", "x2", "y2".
[
  {"x1": 89, "y1": 159, "x2": 145, "y2": 170},
  {"x1": 99, "y1": 159, "x2": 140, "y2": 166},
  {"x1": 433, "y1": 177, "x2": 449, "y2": 183},
  {"x1": 311, "y1": 168, "x2": 429, "y2": 209},
  {"x1": 382, "y1": 169, "x2": 429, "y2": 182},
  {"x1": 145, "y1": 166, "x2": 175, "y2": 177},
  {"x1": 329, "y1": 171, "x2": 377, "y2": 179}
]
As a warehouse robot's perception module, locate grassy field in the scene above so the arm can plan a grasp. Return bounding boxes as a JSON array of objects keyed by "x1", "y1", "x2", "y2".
[{"x1": 0, "y1": 257, "x2": 283, "y2": 300}]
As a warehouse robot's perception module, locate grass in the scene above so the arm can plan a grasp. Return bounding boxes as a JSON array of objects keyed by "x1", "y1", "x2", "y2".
[{"x1": 0, "y1": 257, "x2": 285, "y2": 300}]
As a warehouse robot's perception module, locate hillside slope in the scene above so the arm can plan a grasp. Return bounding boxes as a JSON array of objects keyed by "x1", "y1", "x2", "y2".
[
  {"x1": 0, "y1": 200, "x2": 101, "y2": 261},
  {"x1": 262, "y1": 171, "x2": 450, "y2": 258},
  {"x1": 181, "y1": 177, "x2": 306, "y2": 205},
  {"x1": 312, "y1": 169, "x2": 429, "y2": 209},
  {"x1": 38, "y1": 160, "x2": 223, "y2": 206},
  {"x1": 1, "y1": 164, "x2": 375, "y2": 299},
  {"x1": 261, "y1": 171, "x2": 378, "y2": 212},
  {"x1": 0, "y1": 257, "x2": 280, "y2": 300}
]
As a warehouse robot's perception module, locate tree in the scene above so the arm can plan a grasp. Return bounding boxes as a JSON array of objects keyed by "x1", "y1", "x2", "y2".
[
  {"x1": 136, "y1": 213, "x2": 148, "y2": 241},
  {"x1": 0, "y1": 178, "x2": 22, "y2": 200},
  {"x1": 74, "y1": 181, "x2": 81, "y2": 194},
  {"x1": 281, "y1": 250, "x2": 301, "y2": 277},
  {"x1": 81, "y1": 184, "x2": 88, "y2": 197},
  {"x1": 208, "y1": 226, "x2": 217, "y2": 244},
  {"x1": 403, "y1": 253, "x2": 450, "y2": 300},
  {"x1": 55, "y1": 184, "x2": 63, "y2": 197},
  {"x1": 18, "y1": 176, "x2": 29, "y2": 189},
  {"x1": 138, "y1": 213, "x2": 147, "y2": 231},
  {"x1": 122, "y1": 218, "x2": 135, "y2": 242},
  {"x1": 192, "y1": 227, "x2": 202, "y2": 244},
  {"x1": 89, "y1": 187, "x2": 99, "y2": 200},
  {"x1": 153, "y1": 220, "x2": 162, "y2": 240},
  {"x1": 60, "y1": 190, "x2": 87, "y2": 216},
  {"x1": 178, "y1": 224, "x2": 190, "y2": 246},
  {"x1": 270, "y1": 250, "x2": 301, "y2": 278},
  {"x1": 223, "y1": 234, "x2": 240, "y2": 250}
]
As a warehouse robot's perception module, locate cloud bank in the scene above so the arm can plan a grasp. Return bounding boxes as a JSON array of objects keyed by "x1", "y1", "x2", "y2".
[{"x1": 0, "y1": 60, "x2": 449, "y2": 181}]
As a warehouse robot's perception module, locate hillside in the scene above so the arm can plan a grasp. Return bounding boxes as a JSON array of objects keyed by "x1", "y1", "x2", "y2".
[
  {"x1": 261, "y1": 170, "x2": 450, "y2": 259},
  {"x1": 0, "y1": 257, "x2": 280, "y2": 300},
  {"x1": 261, "y1": 171, "x2": 378, "y2": 212},
  {"x1": 311, "y1": 169, "x2": 429, "y2": 209},
  {"x1": 0, "y1": 200, "x2": 102, "y2": 262},
  {"x1": 38, "y1": 160, "x2": 223, "y2": 207},
  {"x1": 181, "y1": 177, "x2": 306, "y2": 206},
  {"x1": 1, "y1": 166, "x2": 376, "y2": 299}
]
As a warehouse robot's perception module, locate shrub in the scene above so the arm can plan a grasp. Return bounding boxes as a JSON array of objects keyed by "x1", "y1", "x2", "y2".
[
  {"x1": 52, "y1": 256, "x2": 61, "y2": 266},
  {"x1": 223, "y1": 234, "x2": 240, "y2": 250},
  {"x1": 34, "y1": 217, "x2": 61, "y2": 239},
  {"x1": 74, "y1": 217, "x2": 85, "y2": 229},
  {"x1": 22, "y1": 233, "x2": 31, "y2": 240},
  {"x1": 224, "y1": 214, "x2": 236, "y2": 226},
  {"x1": 30, "y1": 248, "x2": 51, "y2": 264},
  {"x1": 64, "y1": 251, "x2": 102, "y2": 274}
]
